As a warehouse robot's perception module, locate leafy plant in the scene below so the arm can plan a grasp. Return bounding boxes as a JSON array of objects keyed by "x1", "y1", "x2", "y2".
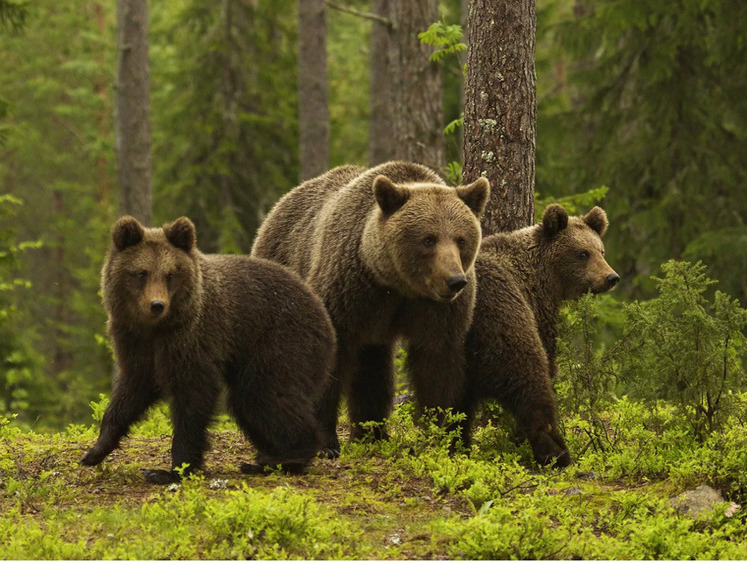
[{"x1": 619, "y1": 260, "x2": 747, "y2": 438}]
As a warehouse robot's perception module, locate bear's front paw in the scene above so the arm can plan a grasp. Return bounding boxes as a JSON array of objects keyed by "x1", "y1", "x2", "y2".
[
  {"x1": 530, "y1": 428, "x2": 572, "y2": 468},
  {"x1": 318, "y1": 446, "x2": 340, "y2": 459},
  {"x1": 81, "y1": 447, "x2": 107, "y2": 466},
  {"x1": 143, "y1": 468, "x2": 180, "y2": 484}
]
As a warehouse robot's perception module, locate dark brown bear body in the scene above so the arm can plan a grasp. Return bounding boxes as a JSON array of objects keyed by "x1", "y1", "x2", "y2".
[
  {"x1": 464, "y1": 204, "x2": 619, "y2": 466},
  {"x1": 252, "y1": 161, "x2": 490, "y2": 456},
  {"x1": 81, "y1": 216, "x2": 335, "y2": 483}
]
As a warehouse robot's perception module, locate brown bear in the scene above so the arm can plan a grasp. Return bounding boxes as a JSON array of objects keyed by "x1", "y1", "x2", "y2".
[
  {"x1": 252, "y1": 161, "x2": 490, "y2": 456},
  {"x1": 81, "y1": 216, "x2": 335, "y2": 483},
  {"x1": 463, "y1": 204, "x2": 619, "y2": 466}
]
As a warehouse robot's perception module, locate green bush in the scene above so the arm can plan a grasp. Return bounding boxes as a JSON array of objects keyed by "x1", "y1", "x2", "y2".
[{"x1": 620, "y1": 260, "x2": 747, "y2": 438}]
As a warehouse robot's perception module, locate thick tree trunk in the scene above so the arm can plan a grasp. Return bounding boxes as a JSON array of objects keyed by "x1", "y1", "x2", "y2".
[
  {"x1": 368, "y1": 0, "x2": 394, "y2": 166},
  {"x1": 115, "y1": 0, "x2": 152, "y2": 225},
  {"x1": 389, "y1": 0, "x2": 444, "y2": 171},
  {"x1": 462, "y1": 0, "x2": 536, "y2": 235},
  {"x1": 298, "y1": 0, "x2": 330, "y2": 181}
]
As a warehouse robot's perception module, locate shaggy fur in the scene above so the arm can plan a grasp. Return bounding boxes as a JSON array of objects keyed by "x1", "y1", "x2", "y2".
[
  {"x1": 82, "y1": 216, "x2": 335, "y2": 483},
  {"x1": 464, "y1": 204, "x2": 619, "y2": 466},
  {"x1": 252, "y1": 161, "x2": 490, "y2": 456}
]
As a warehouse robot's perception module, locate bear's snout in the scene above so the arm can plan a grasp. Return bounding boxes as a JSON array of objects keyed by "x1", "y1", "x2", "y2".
[
  {"x1": 606, "y1": 272, "x2": 620, "y2": 288},
  {"x1": 446, "y1": 274, "x2": 468, "y2": 294},
  {"x1": 150, "y1": 300, "x2": 166, "y2": 316}
]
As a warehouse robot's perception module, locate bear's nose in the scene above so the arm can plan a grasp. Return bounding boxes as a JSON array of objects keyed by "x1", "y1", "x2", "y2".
[
  {"x1": 606, "y1": 273, "x2": 620, "y2": 288},
  {"x1": 150, "y1": 300, "x2": 165, "y2": 316},
  {"x1": 446, "y1": 275, "x2": 468, "y2": 294}
]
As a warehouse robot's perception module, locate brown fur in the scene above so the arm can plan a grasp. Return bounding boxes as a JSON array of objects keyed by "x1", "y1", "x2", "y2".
[
  {"x1": 464, "y1": 204, "x2": 619, "y2": 466},
  {"x1": 252, "y1": 161, "x2": 490, "y2": 455},
  {"x1": 82, "y1": 216, "x2": 335, "y2": 483}
]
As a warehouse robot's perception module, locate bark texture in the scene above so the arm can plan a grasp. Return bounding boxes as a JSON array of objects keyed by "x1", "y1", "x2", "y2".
[
  {"x1": 368, "y1": 0, "x2": 394, "y2": 165},
  {"x1": 388, "y1": 0, "x2": 444, "y2": 171},
  {"x1": 298, "y1": 0, "x2": 330, "y2": 181},
  {"x1": 115, "y1": 0, "x2": 152, "y2": 225},
  {"x1": 462, "y1": 0, "x2": 536, "y2": 235}
]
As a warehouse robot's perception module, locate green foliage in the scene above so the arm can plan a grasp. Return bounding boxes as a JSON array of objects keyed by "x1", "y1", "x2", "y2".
[
  {"x1": 555, "y1": 293, "x2": 620, "y2": 453},
  {"x1": 0, "y1": 196, "x2": 42, "y2": 418},
  {"x1": 537, "y1": 0, "x2": 747, "y2": 302},
  {"x1": 535, "y1": 184, "x2": 609, "y2": 220},
  {"x1": 0, "y1": 0, "x2": 115, "y2": 427},
  {"x1": 418, "y1": 20, "x2": 466, "y2": 64},
  {"x1": 557, "y1": 260, "x2": 746, "y2": 453},
  {"x1": 0, "y1": 0, "x2": 27, "y2": 31},
  {"x1": 150, "y1": 0, "x2": 300, "y2": 254},
  {"x1": 620, "y1": 260, "x2": 747, "y2": 438}
]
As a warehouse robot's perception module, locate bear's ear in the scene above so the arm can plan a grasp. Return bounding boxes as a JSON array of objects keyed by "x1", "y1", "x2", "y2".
[
  {"x1": 456, "y1": 177, "x2": 490, "y2": 218},
  {"x1": 582, "y1": 206, "x2": 608, "y2": 236},
  {"x1": 373, "y1": 175, "x2": 410, "y2": 216},
  {"x1": 164, "y1": 217, "x2": 197, "y2": 252},
  {"x1": 542, "y1": 204, "x2": 569, "y2": 238},
  {"x1": 112, "y1": 216, "x2": 145, "y2": 251}
]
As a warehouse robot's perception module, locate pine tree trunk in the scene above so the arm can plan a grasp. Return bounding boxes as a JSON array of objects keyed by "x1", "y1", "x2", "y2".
[
  {"x1": 462, "y1": 0, "x2": 536, "y2": 235},
  {"x1": 298, "y1": 0, "x2": 330, "y2": 181},
  {"x1": 389, "y1": 0, "x2": 444, "y2": 171},
  {"x1": 368, "y1": 0, "x2": 394, "y2": 166},
  {"x1": 115, "y1": 0, "x2": 152, "y2": 225}
]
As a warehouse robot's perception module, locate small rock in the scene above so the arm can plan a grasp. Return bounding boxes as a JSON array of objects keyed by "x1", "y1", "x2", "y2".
[
  {"x1": 564, "y1": 486, "x2": 585, "y2": 497},
  {"x1": 670, "y1": 485, "x2": 726, "y2": 518}
]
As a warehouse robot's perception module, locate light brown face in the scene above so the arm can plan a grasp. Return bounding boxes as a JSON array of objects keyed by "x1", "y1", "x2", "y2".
[
  {"x1": 556, "y1": 222, "x2": 619, "y2": 300},
  {"x1": 386, "y1": 188, "x2": 483, "y2": 302},
  {"x1": 104, "y1": 216, "x2": 198, "y2": 327},
  {"x1": 539, "y1": 204, "x2": 619, "y2": 301},
  {"x1": 110, "y1": 240, "x2": 192, "y2": 325}
]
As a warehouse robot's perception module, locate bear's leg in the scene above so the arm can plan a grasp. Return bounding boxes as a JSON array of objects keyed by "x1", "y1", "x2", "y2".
[
  {"x1": 347, "y1": 345, "x2": 394, "y2": 443},
  {"x1": 143, "y1": 382, "x2": 220, "y2": 485},
  {"x1": 471, "y1": 315, "x2": 571, "y2": 467},
  {"x1": 227, "y1": 373, "x2": 321, "y2": 475},
  {"x1": 314, "y1": 345, "x2": 359, "y2": 458},
  {"x1": 81, "y1": 372, "x2": 159, "y2": 467},
  {"x1": 315, "y1": 373, "x2": 343, "y2": 458},
  {"x1": 407, "y1": 343, "x2": 468, "y2": 448}
]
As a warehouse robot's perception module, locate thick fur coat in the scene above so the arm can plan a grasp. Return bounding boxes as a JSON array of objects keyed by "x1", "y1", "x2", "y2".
[{"x1": 82, "y1": 216, "x2": 335, "y2": 483}]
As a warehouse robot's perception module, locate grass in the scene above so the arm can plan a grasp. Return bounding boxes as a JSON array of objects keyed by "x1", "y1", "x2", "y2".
[{"x1": 2, "y1": 399, "x2": 747, "y2": 560}]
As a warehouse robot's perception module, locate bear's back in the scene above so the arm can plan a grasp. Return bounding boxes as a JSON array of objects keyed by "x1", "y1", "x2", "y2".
[
  {"x1": 252, "y1": 165, "x2": 364, "y2": 278},
  {"x1": 196, "y1": 253, "x2": 335, "y2": 393}
]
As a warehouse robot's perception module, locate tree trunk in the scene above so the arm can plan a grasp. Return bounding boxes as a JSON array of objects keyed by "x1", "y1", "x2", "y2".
[
  {"x1": 368, "y1": 0, "x2": 394, "y2": 166},
  {"x1": 93, "y1": 1, "x2": 111, "y2": 208},
  {"x1": 115, "y1": 0, "x2": 152, "y2": 225},
  {"x1": 388, "y1": 0, "x2": 444, "y2": 171},
  {"x1": 462, "y1": 0, "x2": 536, "y2": 235},
  {"x1": 298, "y1": 0, "x2": 330, "y2": 181}
]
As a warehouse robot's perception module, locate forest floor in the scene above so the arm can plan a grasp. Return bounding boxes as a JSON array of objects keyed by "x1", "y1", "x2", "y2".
[{"x1": 2, "y1": 405, "x2": 747, "y2": 559}]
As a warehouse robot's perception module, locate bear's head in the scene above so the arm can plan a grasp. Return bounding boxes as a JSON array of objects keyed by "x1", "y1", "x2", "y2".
[
  {"x1": 103, "y1": 215, "x2": 201, "y2": 329},
  {"x1": 364, "y1": 175, "x2": 490, "y2": 302},
  {"x1": 539, "y1": 204, "x2": 619, "y2": 300}
]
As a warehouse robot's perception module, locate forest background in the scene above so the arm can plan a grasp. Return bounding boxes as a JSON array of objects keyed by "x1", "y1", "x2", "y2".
[{"x1": 0, "y1": 0, "x2": 746, "y2": 432}]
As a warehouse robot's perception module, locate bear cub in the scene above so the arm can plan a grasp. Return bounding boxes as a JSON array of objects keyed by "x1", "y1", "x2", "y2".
[
  {"x1": 81, "y1": 216, "x2": 335, "y2": 483},
  {"x1": 464, "y1": 204, "x2": 619, "y2": 467}
]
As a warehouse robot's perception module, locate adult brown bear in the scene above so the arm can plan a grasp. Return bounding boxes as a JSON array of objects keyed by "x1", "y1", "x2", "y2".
[{"x1": 252, "y1": 161, "x2": 490, "y2": 456}]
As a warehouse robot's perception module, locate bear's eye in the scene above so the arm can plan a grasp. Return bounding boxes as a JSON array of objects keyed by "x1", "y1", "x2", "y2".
[
  {"x1": 423, "y1": 235, "x2": 437, "y2": 248},
  {"x1": 456, "y1": 237, "x2": 467, "y2": 250},
  {"x1": 137, "y1": 270, "x2": 148, "y2": 281},
  {"x1": 166, "y1": 273, "x2": 174, "y2": 282},
  {"x1": 578, "y1": 251, "x2": 589, "y2": 259}
]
